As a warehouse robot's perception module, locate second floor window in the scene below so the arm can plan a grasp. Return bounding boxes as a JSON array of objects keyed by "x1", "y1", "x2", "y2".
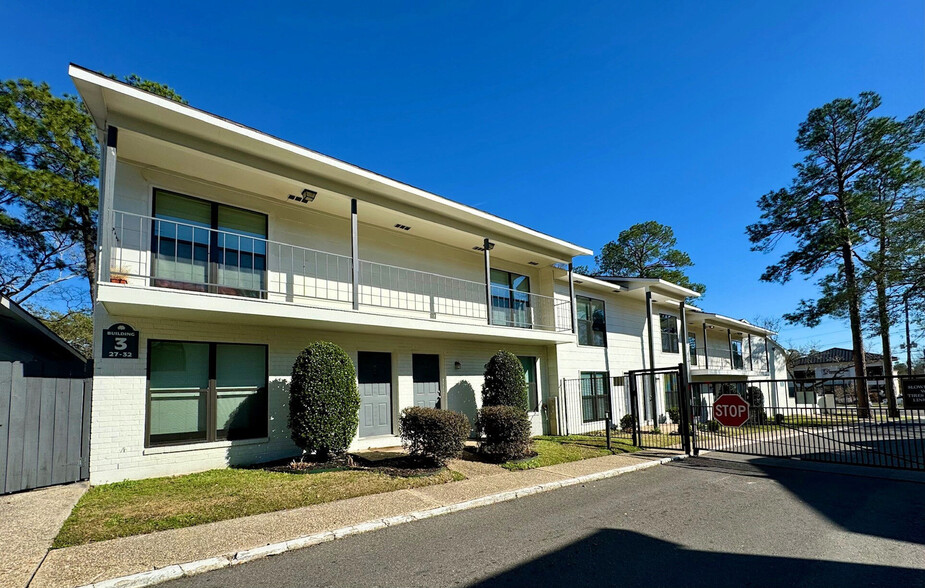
[
  {"x1": 688, "y1": 334, "x2": 698, "y2": 363},
  {"x1": 660, "y1": 314, "x2": 679, "y2": 353},
  {"x1": 152, "y1": 189, "x2": 268, "y2": 298},
  {"x1": 576, "y1": 296, "x2": 606, "y2": 347},
  {"x1": 732, "y1": 340, "x2": 744, "y2": 369},
  {"x1": 490, "y1": 269, "x2": 531, "y2": 328}
]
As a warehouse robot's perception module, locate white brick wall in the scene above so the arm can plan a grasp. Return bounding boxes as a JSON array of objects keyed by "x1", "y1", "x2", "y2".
[{"x1": 90, "y1": 304, "x2": 555, "y2": 484}]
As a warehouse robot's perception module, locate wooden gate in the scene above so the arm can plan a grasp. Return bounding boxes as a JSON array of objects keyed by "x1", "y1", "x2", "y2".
[{"x1": 0, "y1": 362, "x2": 91, "y2": 494}]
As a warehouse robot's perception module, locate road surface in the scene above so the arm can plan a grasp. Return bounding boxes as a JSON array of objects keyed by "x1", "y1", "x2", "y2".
[{"x1": 165, "y1": 456, "x2": 925, "y2": 587}]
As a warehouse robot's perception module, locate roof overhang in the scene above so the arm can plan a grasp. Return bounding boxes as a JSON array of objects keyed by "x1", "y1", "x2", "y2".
[
  {"x1": 69, "y1": 65, "x2": 591, "y2": 263},
  {"x1": 687, "y1": 311, "x2": 774, "y2": 336},
  {"x1": 0, "y1": 296, "x2": 87, "y2": 362}
]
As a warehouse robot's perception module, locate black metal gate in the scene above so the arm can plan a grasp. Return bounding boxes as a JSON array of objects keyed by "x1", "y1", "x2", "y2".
[
  {"x1": 627, "y1": 365, "x2": 690, "y2": 452},
  {"x1": 687, "y1": 375, "x2": 925, "y2": 471}
]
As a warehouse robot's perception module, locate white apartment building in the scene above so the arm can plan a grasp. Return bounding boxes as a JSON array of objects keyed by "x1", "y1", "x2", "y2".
[{"x1": 72, "y1": 65, "x2": 787, "y2": 483}]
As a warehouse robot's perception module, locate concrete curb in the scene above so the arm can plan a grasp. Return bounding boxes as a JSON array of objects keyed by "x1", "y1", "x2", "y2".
[{"x1": 74, "y1": 453, "x2": 686, "y2": 588}]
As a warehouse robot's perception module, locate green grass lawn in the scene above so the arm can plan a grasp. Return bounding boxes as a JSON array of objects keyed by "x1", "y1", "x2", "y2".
[
  {"x1": 54, "y1": 466, "x2": 464, "y2": 548},
  {"x1": 501, "y1": 435, "x2": 639, "y2": 471}
]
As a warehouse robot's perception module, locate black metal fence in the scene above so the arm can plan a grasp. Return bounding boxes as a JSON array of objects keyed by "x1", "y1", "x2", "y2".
[{"x1": 689, "y1": 375, "x2": 925, "y2": 471}]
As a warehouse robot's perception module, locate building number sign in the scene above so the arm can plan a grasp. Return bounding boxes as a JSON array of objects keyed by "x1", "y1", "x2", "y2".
[{"x1": 102, "y1": 323, "x2": 139, "y2": 359}]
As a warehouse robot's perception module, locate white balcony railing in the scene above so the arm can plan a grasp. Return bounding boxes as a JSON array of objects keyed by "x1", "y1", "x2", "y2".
[
  {"x1": 691, "y1": 344, "x2": 770, "y2": 372},
  {"x1": 108, "y1": 210, "x2": 572, "y2": 333}
]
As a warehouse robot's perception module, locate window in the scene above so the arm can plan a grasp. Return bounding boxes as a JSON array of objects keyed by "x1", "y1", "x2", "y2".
[
  {"x1": 518, "y1": 356, "x2": 539, "y2": 412},
  {"x1": 688, "y1": 334, "x2": 698, "y2": 363},
  {"x1": 490, "y1": 269, "x2": 531, "y2": 328},
  {"x1": 576, "y1": 296, "x2": 606, "y2": 347},
  {"x1": 664, "y1": 373, "x2": 680, "y2": 412},
  {"x1": 147, "y1": 340, "x2": 268, "y2": 446},
  {"x1": 660, "y1": 314, "x2": 679, "y2": 353},
  {"x1": 152, "y1": 189, "x2": 268, "y2": 298},
  {"x1": 580, "y1": 372, "x2": 610, "y2": 422},
  {"x1": 732, "y1": 340, "x2": 744, "y2": 369}
]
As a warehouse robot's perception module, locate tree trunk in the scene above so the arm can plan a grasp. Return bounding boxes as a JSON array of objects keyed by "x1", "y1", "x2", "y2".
[
  {"x1": 842, "y1": 243, "x2": 871, "y2": 418},
  {"x1": 78, "y1": 204, "x2": 97, "y2": 303},
  {"x1": 876, "y1": 280, "x2": 899, "y2": 418}
]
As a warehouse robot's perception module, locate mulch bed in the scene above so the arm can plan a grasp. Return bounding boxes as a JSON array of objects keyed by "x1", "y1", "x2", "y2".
[{"x1": 260, "y1": 453, "x2": 444, "y2": 477}]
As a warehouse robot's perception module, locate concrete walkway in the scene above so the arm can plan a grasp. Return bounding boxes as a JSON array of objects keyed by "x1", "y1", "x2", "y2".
[
  {"x1": 29, "y1": 451, "x2": 682, "y2": 588},
  {"x1": 0, "y1": 482, "x2": 87, "y2": 588}
]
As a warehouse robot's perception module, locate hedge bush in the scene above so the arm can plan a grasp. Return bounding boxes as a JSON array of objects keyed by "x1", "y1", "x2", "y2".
[
  {"x1": 478, "y1": 405, "x2": 532, "y2": 461},
  {"x1": 666, "y1": 408, "x2": 681, "y2": 425},
  {"x1": 482, "y1": 351, "x2": 528, "y2": 411},
  {"x1": 288, "y1": 341, "x2": 360, "y2": 460},
  {"x1": 620, "y1": 413, "x2": 635, "y2": 432},
  {"x1": 399, "y1": 407, "x2": 470, "y2": 466}
]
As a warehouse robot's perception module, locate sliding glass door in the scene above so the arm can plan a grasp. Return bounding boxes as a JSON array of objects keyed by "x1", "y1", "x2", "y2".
[
  {"x1": 152, "y1": 189, "x2": 267, "y2": 298},
  {"x1": 490, "y1": 269, "x2": 531, "y2": 328}
]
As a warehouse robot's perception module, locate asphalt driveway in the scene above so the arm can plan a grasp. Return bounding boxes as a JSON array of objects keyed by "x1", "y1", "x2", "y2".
[{"x1": 163, "y1": 456, "x2": 925, "y2": 587}]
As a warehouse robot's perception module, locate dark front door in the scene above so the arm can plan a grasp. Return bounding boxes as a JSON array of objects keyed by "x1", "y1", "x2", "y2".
[
  {"x1": 412, "y1": 354, "x2": 441, "y2": 408},
  {"x1": 358, "y1": 352, "x2": 392, "y2": 437}
]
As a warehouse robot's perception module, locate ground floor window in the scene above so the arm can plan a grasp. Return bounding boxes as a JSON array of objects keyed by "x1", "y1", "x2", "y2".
[
  {"x1": 147, "y1": 340, "x2": 268, "y2": 447},
  {"x1": 580, "y1": 371, "x2": 610, "y2": 422}
]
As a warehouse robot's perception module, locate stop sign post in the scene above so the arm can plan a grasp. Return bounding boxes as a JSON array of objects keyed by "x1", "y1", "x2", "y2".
[{"x1": 713, "y1": 394, "x2": 749, "y2": 427}]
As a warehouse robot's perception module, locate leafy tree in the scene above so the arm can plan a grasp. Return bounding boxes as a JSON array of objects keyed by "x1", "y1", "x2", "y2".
[
  {"x1": 0, "y1": 75, "x2": 184, "y2": 306},
  {"x1": 855, "y1": 158, "x2": 925, "y2": 416},
  {"x1": 481, "y1": 350, "x2": 528, "y2": 411},
  {"x1": 747, "y1": 92, "x2": 925, "y2": 418},
  {"x1": 595, "y1": 221, "x2": 706, "y2": 296},
  {"x1": 31, "y1": 307, "x2": 93, "y2": 357}
]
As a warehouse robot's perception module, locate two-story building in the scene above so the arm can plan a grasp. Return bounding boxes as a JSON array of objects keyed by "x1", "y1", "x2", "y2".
[
  {"x1": 73, "y1": 65, "x2": 790, "y2": 484},
  {"x1": 72, "y1": 65, "x2": 593, "y2": 483},
  {"x1": 551, "y1": 273, "x2": 789, "y2": 433}
]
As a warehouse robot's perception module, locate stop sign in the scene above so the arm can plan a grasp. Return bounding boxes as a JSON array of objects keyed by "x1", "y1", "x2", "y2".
[{"x1": 713, "y1": 394, "x2": 749, "y2": 427}]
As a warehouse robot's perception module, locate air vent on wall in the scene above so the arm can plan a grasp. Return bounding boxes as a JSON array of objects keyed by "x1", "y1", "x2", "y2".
[
  {"x1": 394, "y1": 224, "x2": 411, "y2": 231},
  {"x1": 472, "y1": 246, "x2": 485, "y2": 252},
  {"x1": 528, "y1": 261, "x2": 539, "y2": 266}
]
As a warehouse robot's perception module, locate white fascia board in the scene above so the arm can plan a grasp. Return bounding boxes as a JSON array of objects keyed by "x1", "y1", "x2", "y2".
[
  {"x1": 68, "y1": 65, "x2": 591, "y2": 260},
  {"x1": 560, "y1": 273, "x2": 622, "y2": 293}
]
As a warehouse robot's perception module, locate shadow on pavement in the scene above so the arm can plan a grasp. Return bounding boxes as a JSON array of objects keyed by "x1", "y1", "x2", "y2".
[
  {"x1": 471, "y1": 529, "x2": 924, "y2": 587},
  {"x1": 668, "y1": 456, "x2": 925, "y2": 546}
]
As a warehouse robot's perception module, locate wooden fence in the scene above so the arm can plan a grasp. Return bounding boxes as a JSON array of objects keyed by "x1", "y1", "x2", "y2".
[{"x1": 0, "y1": 362, "x2": 91, "y2": 494}]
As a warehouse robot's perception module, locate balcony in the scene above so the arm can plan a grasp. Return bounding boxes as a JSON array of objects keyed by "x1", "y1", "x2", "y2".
[
  {"x1": 690, "y1": 344, "x2": 770, "y2": 376},
  {"x1": 105, "y1": 210, "x2": 573, "y2": 337}
]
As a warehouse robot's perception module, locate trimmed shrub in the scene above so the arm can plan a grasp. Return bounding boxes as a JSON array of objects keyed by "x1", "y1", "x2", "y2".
[
  {"x1": 481, "y1": 351, "x2": 528, "y2": 411},
  {"x1": 478, "y1": 405, "x2": 532, "y2": 461},
  {"x1": 620, "y1": 413, "x2": 635, "y2": 432},
  {"x1": 399, "y1": 407, "x2": 470, "y2": 466},
  {"x1": 288, "y1": 341, "x2": 360, "y2": 460},
  {"x1": 699, "y1": 419, "x2": 721, "y2": 432},
  {"x1": 774, "y1": 413, "x2": 785, "y2": 425},
  {"x1": 666, "y1": 408, "x2": 681, "y2": 425}
]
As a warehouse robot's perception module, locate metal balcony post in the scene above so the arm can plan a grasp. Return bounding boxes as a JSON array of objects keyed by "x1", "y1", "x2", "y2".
[
  {"x1": 483, "y1": 238, "x2": 492, "y2": 325},
  {"x1": 568, "y1": 262, "x2": 577, "y2": 334},
  {"x1": 703, "y1": 323, "x2": 709, "y2": 369},
  {"x1": 747, "y1": 333, "x2": 754, "y2": 371},
  {"x1": 727, "y1": 328, "x2": 734, "y2": 369},
  {"x1": 351, "y1": 199, "x2": 359, "y2": 310},
  {"x1": 98, "y1": 126, "x2": 118, "y2": 292},
  {"x1": 645, "y1": 290, "x2": 658, "y2": 422}
]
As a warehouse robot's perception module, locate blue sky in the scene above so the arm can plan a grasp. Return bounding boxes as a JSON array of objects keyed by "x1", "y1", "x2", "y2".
[{"x1": 2, "y1": 1, "x2": 922, "y2": 353}]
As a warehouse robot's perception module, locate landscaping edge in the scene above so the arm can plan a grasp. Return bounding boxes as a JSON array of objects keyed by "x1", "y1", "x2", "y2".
[{"x1": 71, "y1": 453, "x2": 687, "y2": 588}]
